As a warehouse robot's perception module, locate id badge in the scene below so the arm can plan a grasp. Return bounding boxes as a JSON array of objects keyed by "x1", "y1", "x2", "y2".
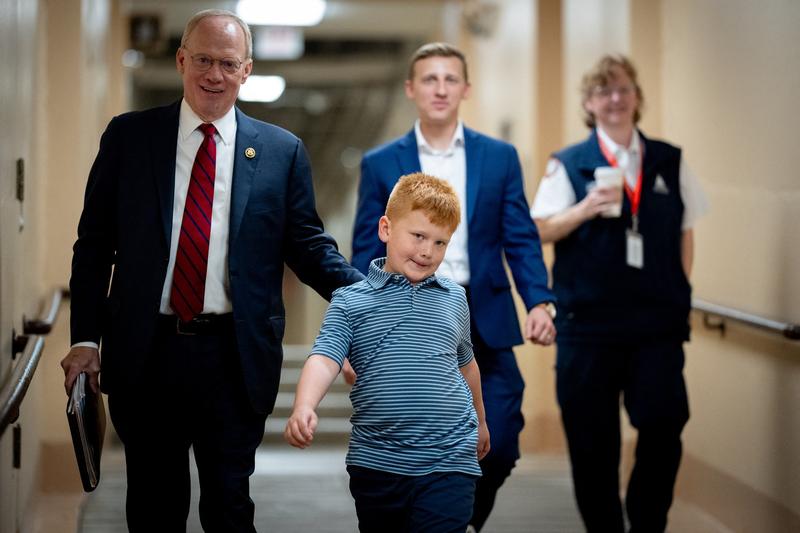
[{"x1": 626, "y1": 229, "x2": 644, "y2": 269}]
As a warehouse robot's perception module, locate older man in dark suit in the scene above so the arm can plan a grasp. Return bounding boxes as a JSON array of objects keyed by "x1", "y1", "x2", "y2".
[{"x1": 60, "y1": 9, "x2": 362, "y2": 532}]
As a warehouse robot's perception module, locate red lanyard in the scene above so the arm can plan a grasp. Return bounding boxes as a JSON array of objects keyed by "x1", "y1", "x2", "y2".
[{"x1": 597, "y1": 135, "x2": 644, "y2": 218}]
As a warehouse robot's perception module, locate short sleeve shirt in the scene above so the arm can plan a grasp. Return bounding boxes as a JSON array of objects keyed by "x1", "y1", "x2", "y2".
[
  {"x1": 311, "y1": 258, "x2": 481, "y2": 477},
  {"x1": 531, "y1": 127, "x2": 709, "y2": 229}
]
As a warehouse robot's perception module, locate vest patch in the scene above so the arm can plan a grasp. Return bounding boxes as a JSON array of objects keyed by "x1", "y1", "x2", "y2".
[{"x1": 653, "y1": 174, "x2": 670, "y2": 194}]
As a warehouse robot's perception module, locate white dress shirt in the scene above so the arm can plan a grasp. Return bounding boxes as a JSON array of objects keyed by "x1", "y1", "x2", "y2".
[
  {"x1": 531, "y1": 127, "x2": 709, "y2": 229},
  {"x1": 159, "y1": 99, "x2": 236, "y2": 315},
  {"x1": 414, "y1": 120, "x2": 471, "y2": 285}
]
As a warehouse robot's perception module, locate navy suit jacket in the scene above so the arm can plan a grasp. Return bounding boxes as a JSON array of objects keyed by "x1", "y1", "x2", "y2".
[
  {"x1": 70, "y1": 101, "x2": 363, "y2": 414},
  {"x1": 352, "y1": 127, "x2": 552, "y2": 349}
]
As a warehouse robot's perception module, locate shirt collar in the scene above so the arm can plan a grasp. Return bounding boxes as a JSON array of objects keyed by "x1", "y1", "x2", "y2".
[
  {"x1": 414, "y1": 120, "x2": 465, "y2": 156},
  {"x1": 179, "y1": 98, "x2": 237, "y2": 146},
  {"x1": 596, "y1": 125, "x2": 640, "y2": 157},
  {"x1": 367, "y1": 258, "x2": 449, "y2": 290}
]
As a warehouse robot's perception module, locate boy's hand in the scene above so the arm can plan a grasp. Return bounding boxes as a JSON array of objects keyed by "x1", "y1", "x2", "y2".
[
  {"x1": 477, "y1": 421, "x2": 491, "y2": 460},
  {"x1": 284, "y1": 406, "x2": 318, "y2": 448},
  {"x1": 341, "y1": 358, "x2": 357, "y2": 385}
]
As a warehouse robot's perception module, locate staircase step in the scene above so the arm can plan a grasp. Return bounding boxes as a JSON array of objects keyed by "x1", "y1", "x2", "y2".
[
  {"x1": 263, "y1": 416, "x2": 352, "y2": 444},
  {"x1": 280, "y1": 367, "x2": 302, "y2": 384},
  {"x1": 282, "y1": 345, "x2": 313, "y2": 363},
  {"x1": 283, "y1": 344, "x2": 312, "y2": 356},
  {"x1": 271, "y1": 345, "x2": 352, "y2": 445},
  {"x1": 281, "y1": 348, "x2": 350, "y2": 369},
  {"x1": 278, "y1": 368, "x2": 351, "y2": 394},
  {"x1": 278, "y1": 382, "x2": 351, "y2": 394},
  {"x1": 271, "y1": 391, "x2": 352, "y2": 418},
  {"x1": 273, "y1": 391, "x2": 351, "y2": 409}
]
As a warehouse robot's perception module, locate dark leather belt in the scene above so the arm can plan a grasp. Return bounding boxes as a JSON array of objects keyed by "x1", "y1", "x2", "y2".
[{"x1": 158, "y1": 313, "x2": 234, "y2": 336}]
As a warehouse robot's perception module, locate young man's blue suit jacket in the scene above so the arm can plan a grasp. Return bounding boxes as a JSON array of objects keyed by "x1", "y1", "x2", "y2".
[
  {"x1": 70, "y1": 101, "x2": 363, "y2": 414},
  {"x1": 352, "y1": 127, "x2": 552, "y2": 350}
]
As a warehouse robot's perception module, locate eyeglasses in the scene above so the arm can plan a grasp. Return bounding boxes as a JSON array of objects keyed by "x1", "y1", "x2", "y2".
[
  {"x1": 183, "y1": 48, "x2": 245, "y2": 74},
  {"x1": 592, "y1": 85, "x2": 635, "y2": 98}
]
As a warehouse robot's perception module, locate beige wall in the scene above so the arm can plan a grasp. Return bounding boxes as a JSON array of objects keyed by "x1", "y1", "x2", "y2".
[
  {"x1": 24, "y1": 0, "x2": 124, "y2": 517},
  {"x1": 662, "y1": 0, "x2": 800, "y2": 320},
  {"x1": 0, "y1": 0, "x2": 50, "y2": 530},
  {"x1": 659, "y1": 0, "x2": 800, "y2": 519},
  {"x1": 37, "y1": 0, "x2": 109, "y2": 440},
  {"x1": 562, "y1": 0, "x2": 631, "y2": 141}
]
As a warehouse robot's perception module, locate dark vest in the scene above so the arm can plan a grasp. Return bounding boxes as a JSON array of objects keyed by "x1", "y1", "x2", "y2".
[{"x1": 553, "y1": 129, "x2": 690, "y2": 342}]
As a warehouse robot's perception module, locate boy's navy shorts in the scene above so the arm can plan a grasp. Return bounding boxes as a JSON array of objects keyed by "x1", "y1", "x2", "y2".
[{"x1": 347, "y1": 465, "x2": 477, "y2": 533}]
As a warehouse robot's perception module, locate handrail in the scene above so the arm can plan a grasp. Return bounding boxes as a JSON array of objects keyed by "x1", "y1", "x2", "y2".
[
  {"x1": 0, "y1": 286, "x2": 69, "y2": 437},
  {"x1": 0, "y1": 336, "x2": 45, "y2": 436},
  {"x1": 693, "y1": 298, "x2": 800, "y2": 340},
  {"x1": 24, "y1": 287, "x2": 68, "y2": 335}
]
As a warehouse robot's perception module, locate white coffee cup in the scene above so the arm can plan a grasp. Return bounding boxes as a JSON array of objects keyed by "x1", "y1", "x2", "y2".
[{"x1": 591, "y1": 166, "x2": 624, "y2": 217}]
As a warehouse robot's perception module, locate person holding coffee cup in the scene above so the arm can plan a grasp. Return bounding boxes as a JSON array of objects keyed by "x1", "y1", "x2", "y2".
[
  {"x1": 587, "y1": 166, "x2": 624, "y2": 217},
  {"x1": 530, "y1": 54, "x2": 708, "y2": 533}
]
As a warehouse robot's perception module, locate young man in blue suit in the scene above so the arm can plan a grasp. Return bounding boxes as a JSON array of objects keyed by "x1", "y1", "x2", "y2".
[
  {"x1": 60, "y1": 10, "x2": 363, "y2": 532},
  {"x1": 351, "y1": 42, "x2": 556, "y2": 532}
]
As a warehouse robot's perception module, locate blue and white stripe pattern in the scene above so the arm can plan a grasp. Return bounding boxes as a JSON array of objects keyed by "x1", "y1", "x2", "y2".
[{"x1": 311, "y1": 258, "x2": 481, "y2": 477}]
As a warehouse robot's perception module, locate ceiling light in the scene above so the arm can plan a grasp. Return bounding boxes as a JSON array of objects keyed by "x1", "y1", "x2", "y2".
[
  {"x1": 121, "y1": 49, "x2": 145, "y2": 68},
  {"x1": 238, "y1": 76, "x2": 286, "y2": 103},
  {"x1": 236, "y1": 0, "x2": 326, "y2": 27}
]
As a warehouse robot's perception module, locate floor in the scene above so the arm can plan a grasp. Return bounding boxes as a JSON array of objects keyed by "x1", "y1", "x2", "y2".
[{"x1": 76, "y1": 443, "x2": 733, "y2": 533}]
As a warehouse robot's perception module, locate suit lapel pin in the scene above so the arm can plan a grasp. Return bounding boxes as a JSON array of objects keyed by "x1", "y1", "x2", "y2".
[{"x1": 245, "y1": 147, "x2": 256, "y2": 159}]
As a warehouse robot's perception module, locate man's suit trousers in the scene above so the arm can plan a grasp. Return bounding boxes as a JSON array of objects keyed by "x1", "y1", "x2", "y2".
[{"x1": 108, "y1": 320, "x2": 267, "y2": 533}]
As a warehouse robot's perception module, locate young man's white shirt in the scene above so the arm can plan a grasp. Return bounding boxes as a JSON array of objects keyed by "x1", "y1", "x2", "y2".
[{"x1": 414, "y1": 119, "x2": 471, "y2": 285}]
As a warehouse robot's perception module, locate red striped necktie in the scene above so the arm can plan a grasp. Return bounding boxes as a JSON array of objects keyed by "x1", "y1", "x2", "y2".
[{"x1": 170, "y1": 123, "x2": 217, "y2": 322}]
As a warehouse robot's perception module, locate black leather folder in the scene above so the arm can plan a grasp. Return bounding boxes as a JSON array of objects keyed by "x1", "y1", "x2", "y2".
[{"x1": 66, "y1": 372, "x2": 106, "y2": 492}]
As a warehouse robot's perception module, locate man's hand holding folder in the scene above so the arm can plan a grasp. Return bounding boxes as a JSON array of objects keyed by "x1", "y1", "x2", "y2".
[{"x1": 66, "y1": 372, "x2": 106, "y2": 492}]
